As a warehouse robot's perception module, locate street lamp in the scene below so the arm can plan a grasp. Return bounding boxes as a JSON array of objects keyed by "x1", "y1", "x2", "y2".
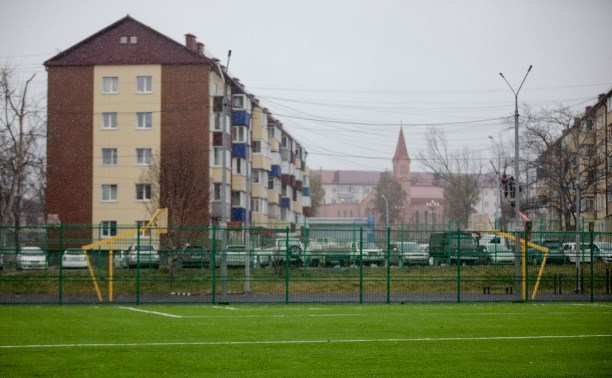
[
  {"x1": 381, "y1": 195, "x2": 389, "y2": 228},
  {"x1": 426, "y1": 200, "x2": 439, "y2": 230},
  {"x1": 499, "y1": 65, "x2": 532, "y2": 300}
]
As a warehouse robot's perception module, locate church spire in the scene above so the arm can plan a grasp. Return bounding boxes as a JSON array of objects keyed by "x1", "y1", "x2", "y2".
[{"x1": 393, "y1": 127, "x2": 410, "y2": 162}]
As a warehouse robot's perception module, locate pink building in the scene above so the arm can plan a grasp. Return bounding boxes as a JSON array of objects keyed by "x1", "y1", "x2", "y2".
[{"x1": 316, "y1": 129, "x2": 445, "y2": 226}]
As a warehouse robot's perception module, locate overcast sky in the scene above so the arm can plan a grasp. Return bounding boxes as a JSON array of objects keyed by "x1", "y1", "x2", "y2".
[{"x1": 2, "y1": 0, "x2": 611, "y2": 173}]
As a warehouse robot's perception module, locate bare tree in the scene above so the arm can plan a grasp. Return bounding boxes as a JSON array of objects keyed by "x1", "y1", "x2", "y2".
[
  {"x1": 521, "y1": 104, "x2": 604, "y2": 230},
  {"x1": 141, "y1": 147, "x2": 209, "y2": 276},
  {"x1": 0, "y1": 65, "x2": 45, "y2": 226},
  {"x1": 417, "y1": 127, "x2": 482, "y2": 226},
  {"x1": 308, "y1": 173, "x2": 325, "y2": 216}
]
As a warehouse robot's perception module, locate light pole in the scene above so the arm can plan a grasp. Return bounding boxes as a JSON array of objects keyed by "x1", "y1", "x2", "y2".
[
  {"x1": 426, "y1": 200, "x2": 439, "y2": 232},
  {"x1": 381, "y1": 195, "x2": 389, "y2": 228},
  {"x1": 488, "y1": 136, "x2": 501, "y2": 228},
  {"x1": 499, "y1": 65, "x2": 532, "y2": 300}
]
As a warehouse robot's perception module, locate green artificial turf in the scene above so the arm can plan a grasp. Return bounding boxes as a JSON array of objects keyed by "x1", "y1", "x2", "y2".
[{"x1": 0, "y1": 303, "x2": 610, "y2": 377}]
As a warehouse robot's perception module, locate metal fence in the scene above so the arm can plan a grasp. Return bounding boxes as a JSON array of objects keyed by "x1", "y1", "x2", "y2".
[{"x1": 1, "y1": 224, "x2": 611, "y2": 304}]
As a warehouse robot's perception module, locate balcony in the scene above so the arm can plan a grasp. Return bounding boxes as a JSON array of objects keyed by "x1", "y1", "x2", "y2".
[
  {"x1": 281, "y1": 197, "x2": 291, "y2": 209},
  {"x1": 232, "y1": 110, "x2": 250, "y2": 126},
  {"x1": 231, "y1": 207, "x2": 247, "y2": 222},
  {"x1": 270, "y1": 164, "x2": 281, "y2": 178},
  {"x1": 232, "y1": 143, "x2": 247, "y2": 158}
]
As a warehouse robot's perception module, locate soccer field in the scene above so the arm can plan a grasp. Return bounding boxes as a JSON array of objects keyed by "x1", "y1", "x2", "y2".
[{"x1": 0, "y1": 303, "x2": 610, "y2": 377}]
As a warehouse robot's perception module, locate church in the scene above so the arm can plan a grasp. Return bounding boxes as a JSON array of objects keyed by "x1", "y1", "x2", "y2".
[{"x1": 315, "y1": 129, "x2": 446, "y2": 226}]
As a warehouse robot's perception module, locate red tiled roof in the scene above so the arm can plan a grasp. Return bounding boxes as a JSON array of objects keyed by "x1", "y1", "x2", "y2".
[{"x1": 45, "y1": 15, "x2": 211, "y2": 66}]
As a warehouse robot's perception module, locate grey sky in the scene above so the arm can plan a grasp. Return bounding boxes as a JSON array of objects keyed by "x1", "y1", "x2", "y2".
[{"x1": 2, "y1": 0, "x2": 611, "y2": 172}]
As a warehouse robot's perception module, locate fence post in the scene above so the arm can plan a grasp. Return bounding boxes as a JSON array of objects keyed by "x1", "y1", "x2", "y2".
[
  {"x1": 212, "y1": 226, "x2": 217, "y2": 305},
  {"x1": 386, "y1": 226, "x2": 391, "y2": 304},
  {"x1": 456, "y1": 229, "x2": 461, "y2": 303},
  {"x1": 136, "y1": 225, "x2": 140, "y2": 305},
  {"x1": 359, "y1": 227, "x2": 363, "y2": 304},
  {"x1": 589, "y1": 222, "x2": 594, "y2": 302},
  {"x1": 59, "y1": 224, "x2": 63, "y2": 305},
  {"x1": 285, "y1": 226, "x2": 290, "y2": 305}
]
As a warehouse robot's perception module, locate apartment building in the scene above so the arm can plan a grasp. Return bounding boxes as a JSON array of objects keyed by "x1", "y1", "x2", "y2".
[{"x1": 45, "y1": 15, "x2": 310, "y2": 232}]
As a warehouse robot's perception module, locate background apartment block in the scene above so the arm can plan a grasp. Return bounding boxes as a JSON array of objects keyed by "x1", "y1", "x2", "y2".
[{"x1": 45, "y1": 16, "x2": 310, "y2": 233}]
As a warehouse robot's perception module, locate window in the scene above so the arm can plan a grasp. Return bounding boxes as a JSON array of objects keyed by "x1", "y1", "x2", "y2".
[
  {"x1": 213, "y1": 183, "x2": 222, "y2": 201},
  {"x1": 232, "y1": 126, "x2": 247, "y2": 143},
  {"x1": 101, "y1": 184, "x2": 117, "y2": 201},
  {"x1": 212, "y1": 113, "x2": 222, "y2": 130},
  {"x1": 251, "y1": 198, "x2": 260, "y2": 212},
  {"x1": 136, "y1": 112, "x2": 152, "y2": 129},
  {"x1": 102, "y1": 112, "x2": 118, "y2": 129},
  {"x1": 135, "y1": 220, "x2": 150, "y2": 237},
  {"x1": 102, "y1": 148, "x2": 117, "y2": 165},
  {"x1": 101, "y1": 221, "x2": 117, "y2": 238},
  {"x1": 213, "y1": 147, "x2": 224, "y2": 166},
  {"x1": 102, "y1": 77, "x2": 118, "y2": 93},
  {"x1": 136, "y1": 76, "x2": 152, "y2": 93},
  {"x1": 129, "y1": 36, "x2": 138, "y2": 44},
  {"x1": 135, "y1": 184, "x2": 152, "y2": 201},
  {"x1": 120, "y1": 36, "x2": 128, "y2": 44},
  {"x1": 136, "y1": 148, "x2": 152, "y2": 165},
  {"x1": 233, "y1": 158, "x2": 245, "y2": 175},
  {"x1": 252, "y1": 141, "x2": 261, "y2": 153}
]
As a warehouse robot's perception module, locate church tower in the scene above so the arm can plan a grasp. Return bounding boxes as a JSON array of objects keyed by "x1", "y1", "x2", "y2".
[{"x1": 392, "y1": 128, "x2": 412, "y2": 222}]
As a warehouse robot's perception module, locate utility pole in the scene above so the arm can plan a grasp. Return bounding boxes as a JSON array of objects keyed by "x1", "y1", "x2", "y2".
[{"x1": 500, "y1": 65, "x2": 533, "y2": 300}]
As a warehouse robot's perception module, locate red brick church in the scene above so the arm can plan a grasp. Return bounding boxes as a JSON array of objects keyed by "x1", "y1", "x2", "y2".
[{"x1": 316, "y1": 129, "x2": 445, "y2": 226}]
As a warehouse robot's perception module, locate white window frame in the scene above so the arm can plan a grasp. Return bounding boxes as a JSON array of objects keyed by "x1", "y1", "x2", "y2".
[
  {"x1": 102, "y1": 148, "x2": 118, "y2": 166},
  {"x1": 101, "y1": 184, "x2": 118, "y2": 202},
  {"x1": 102, "y1": 112, "x2": 118, "y2": 129},
  {"x1": 136, "y1": 112, "x2": 152, "y2": 129},
  {"x1": 136, "y1": 148, "x2": 152, "y2": 165},
  {"x1": 102, "y1": 77, "x2": 119, "y2": 94},
  {"x1": 135, "y1": 184, "x2": 152, "y2": 202},
  {"x1": 232, "y1": 126, "x2": 247, "y2": 143},
  {"x1": 101, "y1": 221, "x2": 117, "y2": 238},
  {"x1": 136, "y1": 76, "x2": 152, "y2": 93}
]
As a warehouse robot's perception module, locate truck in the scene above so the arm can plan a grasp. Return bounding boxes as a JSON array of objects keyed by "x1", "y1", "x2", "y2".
[{"x1": 255, "y1": 236, "x2": 304, "y2": 267}]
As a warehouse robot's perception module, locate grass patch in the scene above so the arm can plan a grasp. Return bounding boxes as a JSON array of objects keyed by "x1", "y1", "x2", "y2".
[{"x1": 0, "y1": 303, "x2": 610, "y2": 376}]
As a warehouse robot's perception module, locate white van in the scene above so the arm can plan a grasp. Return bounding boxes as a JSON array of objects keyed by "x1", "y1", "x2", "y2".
[
  {"x1": 562, "y1": 242, "x2": 597, "y2": 263},
  {"x1": 479, "y1": 235, "x2": 515, "y2": 264}
]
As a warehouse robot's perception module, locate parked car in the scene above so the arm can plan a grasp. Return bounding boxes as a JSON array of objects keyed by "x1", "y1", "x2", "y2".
[
  {"x1": 352, "y1": 241, "x2": 385, "y2": 266},
  {"x1": 257, "y1": 237, "x2": 305, "y2": 267},
  {"x1": 593, "y1": 242, "x2": 612, "y2": 263},
  {"x1": 389, "y1": 242, "x2": 429, "y2": 265},
  {"x1": 115, "y1": 244, "x2": 159, "y2": 269},
  {"x1": 224, "y1": 245, "x2": 250, "y2": 267},
  {"x1": 478, "y1": 235, "x2": 515, "y2": 264},
  {"x1": 16, "y1": 246, "x2": 47, "y2": 270},
  {"x1": 562, "y1": 242, "x2": 598, "y2": 263},
  {"x1": 61, "y1": 248, "x2": 88, "y2": 269},
  {"x1": 177, "y1": 245, "x2": 209, "y2": 268},
  {"x1": 529, "y1": 239, "x2": 566, "y2": 265},
  {"x1": 428, "y1": 232, "x2": 484, "y2": 265}
]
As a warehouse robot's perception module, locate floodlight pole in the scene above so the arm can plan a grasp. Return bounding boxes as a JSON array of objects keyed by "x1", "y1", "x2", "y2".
[{"x1": 499, "y1": 65, "x2": 532, "y2": 300}]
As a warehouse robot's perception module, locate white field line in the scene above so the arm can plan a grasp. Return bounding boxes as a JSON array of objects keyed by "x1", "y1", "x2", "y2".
[
  {"x1": 1, "y1": 334, "x2": 610, "y2": 349},
  {"x1": 118, "y1": 306, "x2": 183, "y2": 318},
  {"x1": 211, "y1": 305, "x2": 239, "y2": 311}
]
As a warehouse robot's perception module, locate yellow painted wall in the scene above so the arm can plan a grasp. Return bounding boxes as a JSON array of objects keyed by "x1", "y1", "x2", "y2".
[{"x1": 92, "y1": 65, "x2": 161, "y2": 226}]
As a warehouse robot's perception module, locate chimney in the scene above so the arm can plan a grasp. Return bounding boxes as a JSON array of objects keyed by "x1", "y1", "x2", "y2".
[
  {"x1": 585, "y1": 106, "x2": 592, "y2": 115},
  {"x1": 185, "y1": 33, "x2": 197, "y2": 52},
  {"x1": 197, "y1": 42, "x2": 204, "y2": 56}
]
